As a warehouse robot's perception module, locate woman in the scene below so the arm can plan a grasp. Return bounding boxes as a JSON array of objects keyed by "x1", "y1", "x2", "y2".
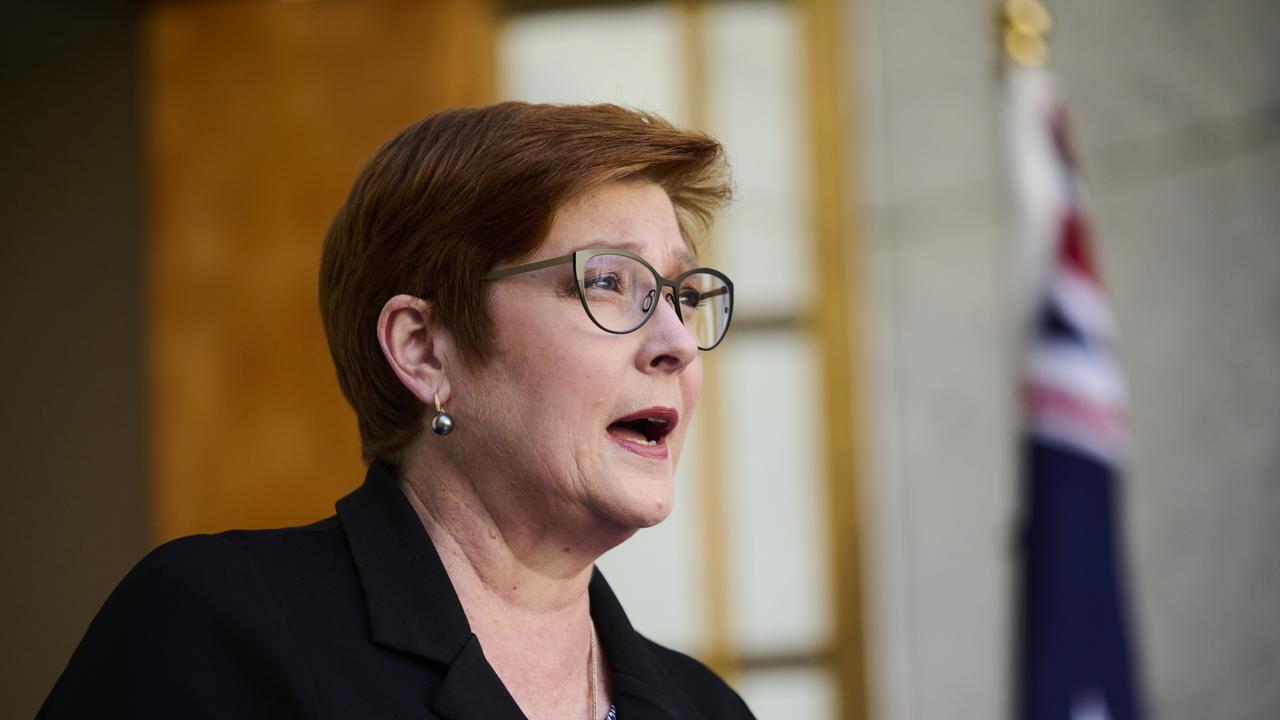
[{"x1": 40, "y1": 102, "x2": 752, "y2": 719}]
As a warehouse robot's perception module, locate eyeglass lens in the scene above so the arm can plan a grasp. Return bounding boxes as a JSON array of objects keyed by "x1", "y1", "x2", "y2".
[{"x1": 579, "y1": 253, "x2": 731, "y2": 349}]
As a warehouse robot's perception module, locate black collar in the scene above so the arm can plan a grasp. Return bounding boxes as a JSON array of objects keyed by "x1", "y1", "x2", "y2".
[{"x1": 335, "y1": 460, "x2": 702, "y2": 720}]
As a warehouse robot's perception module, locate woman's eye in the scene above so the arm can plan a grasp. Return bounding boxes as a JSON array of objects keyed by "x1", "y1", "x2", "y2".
[
  {"x1": 585, "y1": 274, "x2": 623, "y2": 292},
  {"x1": 679, "y1": 289, "x2": 701, "y2": 308}
]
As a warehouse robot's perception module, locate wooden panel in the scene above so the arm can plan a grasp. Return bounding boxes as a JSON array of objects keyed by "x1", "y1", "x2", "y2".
[{"x1": 146, "y1": 0, "x2": 494, "y2": 542}]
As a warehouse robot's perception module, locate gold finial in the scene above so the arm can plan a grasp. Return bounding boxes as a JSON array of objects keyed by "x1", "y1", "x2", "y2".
[{"x1": 1001, "y1": 0, "x2": 1052, "y2": 67}]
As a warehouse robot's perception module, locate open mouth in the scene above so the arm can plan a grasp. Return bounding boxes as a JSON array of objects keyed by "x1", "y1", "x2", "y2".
[{"x1": 607, "y1": 407, "x2": 678, "y2": 450}]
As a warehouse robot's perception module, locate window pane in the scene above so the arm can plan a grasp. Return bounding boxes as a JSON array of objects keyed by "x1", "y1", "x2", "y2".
[
  {"x1": 500, "y1": 3, "x2": 683, "y2": 119},
  {"x1": 737, "y1": 667, "x2": 836, "y2": 720},
  {"x1": 707, "y1": 1, "x2": 810, "y2": 316},
  {"x1": 723, "y1": 331, "x2": 832, "y2": 653}
]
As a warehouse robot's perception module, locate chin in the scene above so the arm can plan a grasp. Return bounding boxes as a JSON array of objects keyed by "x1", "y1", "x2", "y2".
[{"x1": 605, "y1": 476, "x2": 676, "y2": 530}]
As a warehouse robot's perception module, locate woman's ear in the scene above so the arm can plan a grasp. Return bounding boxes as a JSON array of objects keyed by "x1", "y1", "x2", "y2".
[{"x1": 376, "y1": 294, "x2": 452, "y2": 405}]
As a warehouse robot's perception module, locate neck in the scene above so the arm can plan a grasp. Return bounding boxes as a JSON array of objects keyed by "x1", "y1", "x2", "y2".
[
  {"x1": 398, "y1": 451, "x2": 609, "y2": 614},
  {"x1": 396, "y1": 447, "x2": 617, "y2": 718}
]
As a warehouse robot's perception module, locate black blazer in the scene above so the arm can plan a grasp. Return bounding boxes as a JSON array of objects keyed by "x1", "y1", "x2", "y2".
[{"x1": 39, "y1": 461, "x2": 754, "y2": 719}]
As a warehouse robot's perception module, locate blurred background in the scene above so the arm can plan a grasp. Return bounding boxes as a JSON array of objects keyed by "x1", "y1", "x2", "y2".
[{"x1": 3, "y1": 0, "x2": 1278, "y2": 718}]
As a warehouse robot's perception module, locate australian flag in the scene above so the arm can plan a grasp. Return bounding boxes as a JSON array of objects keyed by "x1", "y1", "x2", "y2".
[{"x1": 1008, "y1": 64, "x2": 1143, "y2": 720}]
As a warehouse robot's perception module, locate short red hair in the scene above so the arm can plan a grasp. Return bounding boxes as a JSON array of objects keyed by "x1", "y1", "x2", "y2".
[{"x1": 319, "y1": 102, "x2": 731, "y2": 463}]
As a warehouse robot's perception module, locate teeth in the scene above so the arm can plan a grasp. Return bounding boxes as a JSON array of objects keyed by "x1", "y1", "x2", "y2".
[{"x1": 609, "y1": 413, "x2": 672, "y2": 448}]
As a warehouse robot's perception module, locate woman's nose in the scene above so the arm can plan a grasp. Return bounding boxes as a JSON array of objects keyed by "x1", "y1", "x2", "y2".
[{"x1": 638, "y1": 290, "x2": 699, "y2": 372}]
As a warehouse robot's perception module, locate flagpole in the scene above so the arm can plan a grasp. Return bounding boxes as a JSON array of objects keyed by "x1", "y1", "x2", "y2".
[
  {"x1": 999, "y1": 0, "x2": 1061, "y2": 336},
  {"x1": 997, "y1": 8, "x2": 1054, "y2": 720}
]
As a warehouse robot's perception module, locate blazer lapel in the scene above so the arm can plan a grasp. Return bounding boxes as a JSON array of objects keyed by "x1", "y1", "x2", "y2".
[
  {"x1": 430, "y1": 635, "x2": 527, "y2": 719},
  {"x1": 590, "y1": 569, "x2": 706, "y2": 720},
  {"x1": 336, "y1": 461, "x2": 525, "y2": 720}
]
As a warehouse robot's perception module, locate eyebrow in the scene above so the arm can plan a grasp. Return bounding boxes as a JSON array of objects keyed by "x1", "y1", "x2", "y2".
[{"x1": 569, "y1": 240, "x2": 698, "y2": 273}]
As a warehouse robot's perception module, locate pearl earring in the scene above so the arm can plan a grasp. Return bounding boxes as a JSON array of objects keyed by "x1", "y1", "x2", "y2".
[{"x1": 431, "y1": 393, "x2": 454, "y2": 436}]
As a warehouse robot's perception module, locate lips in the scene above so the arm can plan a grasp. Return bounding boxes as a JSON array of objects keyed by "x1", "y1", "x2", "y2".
[{"x1": 607, "y1": 407, "x2": 678, "y2": 459}]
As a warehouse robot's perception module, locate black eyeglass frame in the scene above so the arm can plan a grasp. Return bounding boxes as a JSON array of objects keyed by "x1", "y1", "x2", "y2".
[{"x1": 483, "y1": 247, "x2": 735, "y2": 351}]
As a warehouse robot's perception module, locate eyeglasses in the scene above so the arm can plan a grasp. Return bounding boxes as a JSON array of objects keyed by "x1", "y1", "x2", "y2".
[{"x1": 484, "y1": 247, "x2": 734, "y2": 351}]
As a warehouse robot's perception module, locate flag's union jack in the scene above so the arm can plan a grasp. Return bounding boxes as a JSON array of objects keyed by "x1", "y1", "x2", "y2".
[{"x1": 1023, "y1": 157, "x2": 1128, "y2": 466}]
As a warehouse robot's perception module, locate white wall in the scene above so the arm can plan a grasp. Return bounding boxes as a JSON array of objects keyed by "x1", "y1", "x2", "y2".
[{"x1": 853, "y1": 0, "x2": 1280, "y2": 718}]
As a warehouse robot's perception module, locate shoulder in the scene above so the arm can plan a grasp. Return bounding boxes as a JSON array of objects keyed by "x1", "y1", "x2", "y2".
[
  {"x1": 114, "y1": 517, "x2": 347, "y2": 611},
  {"x1": 639, "y1": 637, "x2": 756, "y2": 718},
  {"x1": 113, "y1": 516, "x2": 351, "y2": 636},
  {"x1": 90, "y1": 532, "x2": 275, "y2": 627},
  {"x1": 39, "y1": 522, "x2": 345, "y2": 718}
]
